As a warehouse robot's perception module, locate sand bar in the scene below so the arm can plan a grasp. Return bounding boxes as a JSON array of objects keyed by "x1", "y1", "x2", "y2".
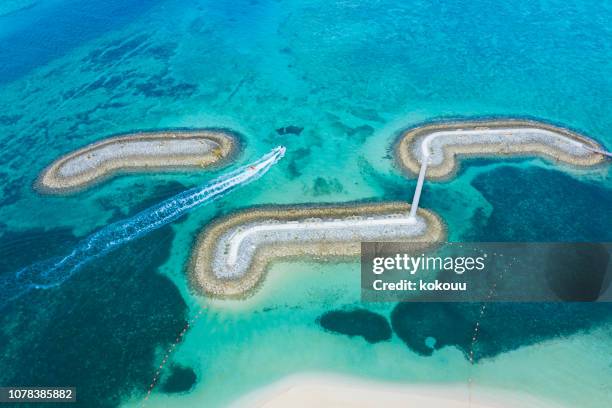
[
  {"x1": 37, "y1": 129, "x2": 239, "y2": 193},
  {"x1": 190, "y1": 202, "x2": 445, "y2": 298},
  {"x1": 395, "y1": 119, "x2": 607, "y2": 180},
  {"x1": 230, "y1": 373, "x2": 565, "y2": 408}
]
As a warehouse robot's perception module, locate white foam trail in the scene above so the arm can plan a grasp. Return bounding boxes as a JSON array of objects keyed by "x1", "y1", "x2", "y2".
[{"x1": 0, "y1": 146, "x2": 285, "y2": 307}]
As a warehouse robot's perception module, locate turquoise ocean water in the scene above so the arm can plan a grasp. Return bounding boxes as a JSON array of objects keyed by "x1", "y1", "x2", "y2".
[{"x1": 0, "y1": 1, "x2": 611, "y2": 407}]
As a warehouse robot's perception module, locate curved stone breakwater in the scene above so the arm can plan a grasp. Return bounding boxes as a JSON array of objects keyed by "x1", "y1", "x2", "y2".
[
  {"x1": 395, "y1": 119, "x2": 607, "y2": 180},
  {"x1": 190, "y1": 202, "x2": 445, "y2": 298},
  {"x1": 37, "y1": 129, "x2": 239, "y2": 193}
]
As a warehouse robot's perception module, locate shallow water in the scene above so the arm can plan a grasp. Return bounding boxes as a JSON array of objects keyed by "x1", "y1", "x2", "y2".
[{"x1": 0, "y1": 0, "x2": 611, "y2": 407}]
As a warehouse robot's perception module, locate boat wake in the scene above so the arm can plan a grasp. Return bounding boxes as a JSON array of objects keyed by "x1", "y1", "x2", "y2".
[{"x1": 0, "y1": 146, "x2": 285, "y2": 308}]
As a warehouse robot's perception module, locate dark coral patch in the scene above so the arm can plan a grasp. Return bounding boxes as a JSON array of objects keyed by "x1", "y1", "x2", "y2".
[
  {"x1": 349, "y1": 107, "x2": 385, "y2": 122},
  {"x1": 85, "y1": 34, "x2": 149, "y2": 66},
  {"x1": 391, "y1": 302, "x2": 612, "y2": 361},
  {"x1": 0, "y1": 172, "x2": 24, "y2": 207},
  {"x1": 286, "y1": 147, "x2": 311, "y2": 179},
  {"x1": 145, "y1": 42, "x2": 178, "y2": 60},
  {"x1": 545, "y1": 243, "x2": 611, "y2": 301},
  {"x1": 161, "y1": 365, "x2": 197, "y2": 394},
  {"x1": 84, "y1": 74, "x2": 130, "y2": 93},
  {"x1": 0, "y1": 226, "x2": 79, "y2": 275},
  {"x1": 469, "y1": 166, "x2": 612, "y2": 242},
  {"x1": 132, "y1": 70, "x2": 198, "y2": 99},
  {"x1": 328, "y1": 119, "x2": 374, "y2": 142},
  {"x1": 311, "y1": 177, "x2": 343, "y2": 196},
  {"x1": 94, "y1": 181, "x2": 188, "y2": 226},
  {"x1": 276, "y1": 125, "x2": 304, "y2": 136},
  {"x1": 0, "y1": 225, "x2": 187, "y2": 408},
  {"x1": 318, "y1": 308, "x2": 392, "y2": 343},
  {"x1": 387, "y1": 164, "x2": 612, "y2": 362},
  {"x1": 0, "y1": 114, "x2": 22, "y2": 126}
]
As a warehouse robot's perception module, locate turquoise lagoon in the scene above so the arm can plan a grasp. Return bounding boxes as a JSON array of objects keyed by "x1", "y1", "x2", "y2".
[{"x1": 0, "y1": 1, "x2": 611, "y2": 407}]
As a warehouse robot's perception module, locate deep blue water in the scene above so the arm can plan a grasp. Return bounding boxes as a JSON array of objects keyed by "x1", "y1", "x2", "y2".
[{"x1": 0, "y1": 0, "x2": 160, "y2": 84}]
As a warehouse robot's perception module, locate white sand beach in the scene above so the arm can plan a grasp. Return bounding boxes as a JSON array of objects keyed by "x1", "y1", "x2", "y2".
[{"x1": 230, "y1": 373, "x2": 565, "y2": 408}]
